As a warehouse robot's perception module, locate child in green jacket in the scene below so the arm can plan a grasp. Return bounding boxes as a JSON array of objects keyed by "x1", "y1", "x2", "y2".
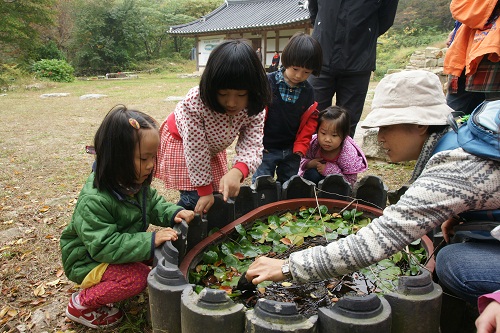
[{"x1": 60, "y1": 105, "x2": 194, "y2": 329}]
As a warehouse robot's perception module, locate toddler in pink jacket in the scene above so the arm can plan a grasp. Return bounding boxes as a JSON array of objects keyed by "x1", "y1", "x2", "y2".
[{"x1": 298, "y1": 106, "x2": 367, "y2": 185}]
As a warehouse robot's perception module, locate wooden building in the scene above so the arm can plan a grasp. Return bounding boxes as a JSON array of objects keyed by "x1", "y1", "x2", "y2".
[{"x1": 169, "y1": 0, "x2": 311, "y2": 70}]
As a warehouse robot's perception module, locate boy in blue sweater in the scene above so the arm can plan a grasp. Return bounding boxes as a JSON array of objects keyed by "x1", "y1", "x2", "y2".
[{"x1": 252, "y1": 32, "x2": 323, "y2": 185}]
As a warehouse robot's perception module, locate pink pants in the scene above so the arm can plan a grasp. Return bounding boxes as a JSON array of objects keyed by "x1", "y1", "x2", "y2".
[{"x1": 78, "y1": 262, "x2": 151, "y2": 308}]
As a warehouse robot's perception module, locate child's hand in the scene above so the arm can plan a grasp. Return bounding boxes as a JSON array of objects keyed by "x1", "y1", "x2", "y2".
[
  {"x1": 316, "y1": 162, "x2": 326, "y2": 175},
  {"x1": 306, "y1": 158, "x2": 322, "y2": 169},
  {"x1": 195, "y1": 194, "x2": 214, "y2": 215},
  {"x1": 174, "y1": 209, "x2": 195, "y2": 223},
  {"x1": 154, "y1": 228, "x2": 179, "y2": 247},
  {"x1": 219, "y1": 168, "x2": 243, "y2": 201}
]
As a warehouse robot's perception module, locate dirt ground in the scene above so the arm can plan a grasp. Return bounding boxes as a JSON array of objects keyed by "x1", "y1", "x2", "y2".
[{"x1": 0, "y1": 77, "x2": 414, "y2": 332}]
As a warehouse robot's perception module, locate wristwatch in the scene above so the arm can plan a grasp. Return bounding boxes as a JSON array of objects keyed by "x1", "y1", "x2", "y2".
[{"x1": 281, "y1": 259, "x2": 292, "y2": 279}]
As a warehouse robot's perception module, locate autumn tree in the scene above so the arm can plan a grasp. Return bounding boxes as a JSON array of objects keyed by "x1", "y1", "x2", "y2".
[{"x1": 0, "y1": 0, "x2": 55, "y2": 64}]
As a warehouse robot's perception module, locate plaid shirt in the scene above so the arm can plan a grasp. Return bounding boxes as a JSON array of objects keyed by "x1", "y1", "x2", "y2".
[
  {"x1": 466, "y1": 58, "x2": 500, "y2": 92},
  {"x1": 275, "y1": 70, "x2": 306, "y2": 104}
]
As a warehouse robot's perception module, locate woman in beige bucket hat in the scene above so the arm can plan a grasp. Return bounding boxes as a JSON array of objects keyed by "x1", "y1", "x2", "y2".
[{"x1": 246, "y1": 70, "x2": 500, "y2": 311}]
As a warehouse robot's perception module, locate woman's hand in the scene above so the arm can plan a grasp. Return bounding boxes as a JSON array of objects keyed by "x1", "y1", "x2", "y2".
[
  {"x1": 174, "y1": 209, "x2": 195, "y2": 223},
  {"x1": 195, "y1": 194, "x2": 214, "y2": 215},
  {"x1": 246, "y1": 256, "x2": 287, "y2": 285},
  {"x1": 476, "y1": 300, "x2": 500, "y2": 333},
  {"x1": 154, "y1": 228, "x2": 179, "y2": 247},
  {"x1": 441, "y1": 216, "x2": 461, "y2": 243},
  {"x1": 219, "y1": 168, "x2": 243, "y2": 201}
]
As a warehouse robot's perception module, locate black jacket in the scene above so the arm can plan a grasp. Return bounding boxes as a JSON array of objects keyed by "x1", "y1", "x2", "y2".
[{"x1": 309, "y1": 0, "x2": 398, "y2": 73}]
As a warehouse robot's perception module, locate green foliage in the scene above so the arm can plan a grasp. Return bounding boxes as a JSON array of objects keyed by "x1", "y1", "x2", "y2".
[
  {"x1": 34, "y1": 40, "x2": 65, "y2": 61},
  {"x1": 0, "y1": 0, "x2": 56, "y2": 63},
  {"x1": 31, "y1": 59, "x2": 75, "y2": 82},
  {"x1": 374, "y1": 27, "x2": 448, "y2": 80},
  {"x1": 67, "y1": 0, "x2": 220, "y2": 75},
  {"x1": 0, "y1": 63, "x2": 27, "y2": 90},
  {"x1": 394, "y1": 0, "x2": 455, "y2": 32}
]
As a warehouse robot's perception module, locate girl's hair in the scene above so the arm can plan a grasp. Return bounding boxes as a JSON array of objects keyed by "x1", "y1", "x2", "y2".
[
  {"x1": 93, "y1": 104, "x2": 158, "y2": 192},
  {"x1": 317, "y1": 106, "x2": 351, "y2": 140},
  {"x1": 281, "y1": 32, "x2": 323, "y2": 76},
  {"x1": 199, "y1": 39, "x2": 272, "y2": 116}
]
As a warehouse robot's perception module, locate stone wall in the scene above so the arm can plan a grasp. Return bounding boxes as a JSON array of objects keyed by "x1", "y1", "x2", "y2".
[{"x1": 389, "y1": 46, "x2": 449, "y2": 85}]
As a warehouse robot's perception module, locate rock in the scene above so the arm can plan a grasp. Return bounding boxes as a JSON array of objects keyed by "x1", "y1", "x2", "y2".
[
  {"x1": 0, "y1": 227, "x2": 23, "y2": 242},
  {"x1": 361, "y1": 127, "x2": 389, "y2": 161},
  {"x1": 40, "y1": 93, "x2": 70, "y2": 98},
  {"x1": 79, "y1": 94, "x2": 108, "y2": 100},
  {"x1": 165, "y1": 96, "x2": 184, "y2": 102}
]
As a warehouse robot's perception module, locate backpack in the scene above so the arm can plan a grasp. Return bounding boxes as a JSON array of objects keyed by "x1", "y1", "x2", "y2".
[
  {"x1": 432, "y1": 100, "x2": 500, "y2": 238},
  {"x1": 433, "y1": 99, "x2": 500, "y2": 161}
]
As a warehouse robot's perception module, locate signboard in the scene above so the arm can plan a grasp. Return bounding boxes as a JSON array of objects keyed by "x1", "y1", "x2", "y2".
[{"x1": 198, "y1": 38, "x2": 223, "y2": 66}]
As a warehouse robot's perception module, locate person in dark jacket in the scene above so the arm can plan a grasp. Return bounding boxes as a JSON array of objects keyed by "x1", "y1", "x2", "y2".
[
  {"x1": 60, "y1": 105, "x2": 194, "y2": 329},
  {"x1": 307, "y1": 0, "x2": 399, "y2": 137}
]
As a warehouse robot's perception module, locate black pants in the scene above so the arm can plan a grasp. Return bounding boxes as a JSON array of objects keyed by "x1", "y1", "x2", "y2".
[{"x1": 308, "y1": 70, "x2": 371, "y2": 137}]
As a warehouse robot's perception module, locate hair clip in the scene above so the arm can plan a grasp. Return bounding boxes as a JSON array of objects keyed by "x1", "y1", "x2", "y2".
[{"x1": 129, "y1": 118, "x2": 140, "y2": 129}]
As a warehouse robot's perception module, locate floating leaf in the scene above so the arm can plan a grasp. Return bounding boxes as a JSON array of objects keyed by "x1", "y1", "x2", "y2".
[
  {"x1": 378, "y1": 266, "x2": 402, "y2": 280},
  {"x1": 235, "y1": 224, "x2": 246, "y2": 236},
  {"x1": 202, "y1": 251, "x2": 218, "y2": 264},
  {"x1": 233, "y1": 252, "x2": 245, "y2": 260},
  {"x1": 280, "y1": 237, "x2": 292, "y2": 245}
]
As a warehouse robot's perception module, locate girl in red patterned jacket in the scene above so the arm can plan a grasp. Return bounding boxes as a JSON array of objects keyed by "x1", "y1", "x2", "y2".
[{"x1": 155, "y1": 39, "x2": 272, "y2": 215}]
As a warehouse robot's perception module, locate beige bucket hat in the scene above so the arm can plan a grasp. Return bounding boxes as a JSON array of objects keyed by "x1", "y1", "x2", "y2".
[{"x1": 361, "y1": 70, "x2": 454, "y2": 128}]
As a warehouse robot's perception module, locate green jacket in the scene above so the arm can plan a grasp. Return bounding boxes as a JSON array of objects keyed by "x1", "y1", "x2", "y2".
[{"x1": 60, "y1": 173, "x2": 183, "y2": 284}]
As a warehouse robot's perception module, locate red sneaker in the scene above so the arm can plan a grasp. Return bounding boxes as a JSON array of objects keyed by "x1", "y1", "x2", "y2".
[{"x1": 65, "y1": 292, "x2": 123, "y2": 329}]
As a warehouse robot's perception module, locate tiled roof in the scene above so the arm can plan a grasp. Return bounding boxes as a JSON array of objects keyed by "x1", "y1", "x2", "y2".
[{"x1": 169, "y1": 0, "x2": 310, "y2": 35}]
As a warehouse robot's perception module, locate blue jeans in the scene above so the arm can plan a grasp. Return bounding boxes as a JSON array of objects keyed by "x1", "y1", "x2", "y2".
[
  {"x1": 252, "y1": 148, "x2": 300, "y2": 185},
  {"x1": 435, "y1": 240, "x2": 500, "y2": 304},
  {"x1": 302, "y1": 168, "x2": 325, "y2": 185},
  {"x1": 178, "y1": 190, "x2": 199, "y2": 211}
]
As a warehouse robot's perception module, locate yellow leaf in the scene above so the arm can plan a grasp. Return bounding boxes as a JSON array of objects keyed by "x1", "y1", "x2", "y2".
[
  {"x1": 20, "y1": 251, "x2": 33, "y2": 260},
  {"x1": 46, "y1": 279, "x2": 60, "y2": 286},
  {"x1": 281, "y1": 282, "x2": 293, "y2": 287},
  {"x1": 7, "y1": 309, "x2": 18, "y2": 317},
  {"x1": 39, "y1": 206, "x2": 50, "y2": 213},
  {"x1": 0, "y1": 307, "x2": 9, "y2": 318},
  {"x1": 34, "y1": 284, "x2": 45, "y2": 296}
]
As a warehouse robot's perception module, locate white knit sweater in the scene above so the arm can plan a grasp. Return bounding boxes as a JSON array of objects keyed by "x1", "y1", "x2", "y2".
[{"x1": 289, "y1": 132, "x2": 500, "y2": 282}]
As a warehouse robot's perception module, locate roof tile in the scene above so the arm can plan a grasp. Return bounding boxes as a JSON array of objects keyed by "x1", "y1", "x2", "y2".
[{"x1": 169, "y1": 0, "x2": 310, "y2": 35}]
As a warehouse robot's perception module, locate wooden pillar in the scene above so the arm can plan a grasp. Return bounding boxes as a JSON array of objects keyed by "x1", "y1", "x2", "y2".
[
  {"x1": 262, "y1": 31, "x2": 267, "y2": 68},
  {"x1": 275, "y1": 29, "x2": 280, "y2": 52},
  {"x1": 194, "y1": 36, "x2": 199, "y2": 71}
]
